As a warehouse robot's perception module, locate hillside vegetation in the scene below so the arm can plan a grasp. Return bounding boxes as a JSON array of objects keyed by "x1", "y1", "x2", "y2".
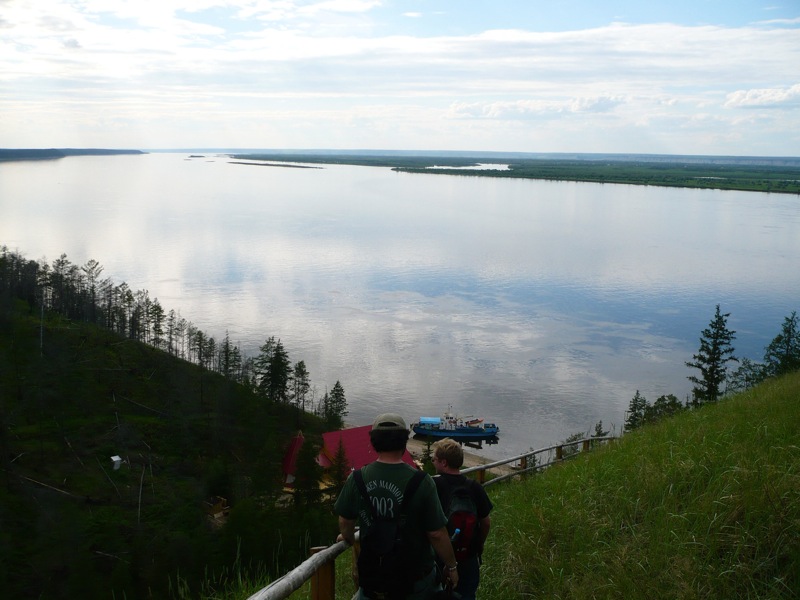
[
  {"x1": 0, "y1": 297, "x2": 333, "y2": 598},
  {"x1": 480, "y1": 372, "x2": 800, "y2": 599}
]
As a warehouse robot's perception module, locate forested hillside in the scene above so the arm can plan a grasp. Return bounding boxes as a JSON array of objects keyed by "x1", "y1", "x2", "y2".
[{"x1": 0, "y1": 248, "x2": 338, "y2": 598}]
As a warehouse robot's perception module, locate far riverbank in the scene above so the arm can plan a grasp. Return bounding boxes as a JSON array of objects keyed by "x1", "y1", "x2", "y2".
[{"x1": 230, "y1": 151, "x2": 800, "y2": 194}]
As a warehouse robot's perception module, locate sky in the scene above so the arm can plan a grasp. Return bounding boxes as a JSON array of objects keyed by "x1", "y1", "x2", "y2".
[{"x1": 1, "y1": 0, "x2": 799, "y2": 155}]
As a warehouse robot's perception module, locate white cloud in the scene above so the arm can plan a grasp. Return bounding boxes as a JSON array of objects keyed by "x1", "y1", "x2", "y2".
[
  {"x1": 724, "y1": 84, "x2": 800, "y2": 109},
  {"x1": 1, "y1": 1, "x2": 798, "y2": 153},
  {"x1": 447, "y1": 96, "x2": 628, "y2": 120}
]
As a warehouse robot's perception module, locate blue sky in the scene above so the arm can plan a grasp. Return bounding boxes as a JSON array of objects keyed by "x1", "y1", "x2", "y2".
[{"x1": 1, "y1": 0, "x2": 798, "y2": 155}]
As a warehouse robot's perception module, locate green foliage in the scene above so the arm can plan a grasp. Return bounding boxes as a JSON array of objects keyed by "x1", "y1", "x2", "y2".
[
  {"x1": 254, "y1": 336, "x2": 293, "y2": 403},
  {"x1": 625, "y1": 390, "x2": 648, "y2": 431},
  {"x1": 728, "y1": 356, "x2": 767, "y2": 393},
  {"x1": 421, "y1": 438, "x2": 435, "y2": 474},
  {"x1": 479, "y1": 372, "x2": 800, "y2": 600},
  {"x1": 321, "y1": 380, "x2": 348, "y2": 429},
  {"x1": 647, "y1": 393, "x2": 683, "y2": 421},
  {"x1": 627, "y1": 392, "x2": 686, "y2": 432},
  {"x1": 291, "y1": 360, "x2": 311, "y2": 412},
  {"x1": 763, "y1": 311, "x2": 800, "y2": 378},
  {"x1": 293, "y1": 437, "x2": 324, "y2": 507},
  {"x1": 686, "y1": 304, "x2": 738, "y2": 405},
  {"x1": 231, "y1": 153, "x2": 800, "y2": 194},
  {"x1": 328, "y1": 438, "x2": 351, "y2": 493},
  {"x1": 0, "y1": 259, "x2": 334, "y2": 598},
  {"x1": 724, "y1": 311, "x2": 800, "y2": 394},
  {"x1": 593, "y1": 420, "x2": 609, "y2": 437}
]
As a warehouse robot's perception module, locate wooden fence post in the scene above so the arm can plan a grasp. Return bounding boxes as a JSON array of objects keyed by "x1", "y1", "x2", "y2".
[
  {"x1": 555, "y1": 445, "x2": 563, "y2": 461},
  {"x1": 310, "y1": 546, "x2": 335, "y2": 600},
  {"x1": 582, "y1": 439, "x2": 590, "y2": 452}
]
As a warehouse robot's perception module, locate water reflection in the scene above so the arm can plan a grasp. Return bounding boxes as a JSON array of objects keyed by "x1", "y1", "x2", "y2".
[{"x1": 1, "y1": 153, "x2": 799, "y2": 458}]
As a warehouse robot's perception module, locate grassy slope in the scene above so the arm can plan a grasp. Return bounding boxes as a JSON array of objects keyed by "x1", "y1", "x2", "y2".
[
  {"x1": 299, "y1": 373, "x2": 799, "y2": 600},
  {"x1": 483, "y1": 372, "x2": 800, "y2": 599}
]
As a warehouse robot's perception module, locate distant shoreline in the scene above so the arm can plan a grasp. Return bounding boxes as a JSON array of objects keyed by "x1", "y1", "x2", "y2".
[
  {"x1": 0, "y1": 148, "x2": 145, "y2": 162},
  {"x1": 230, "y1": 152, "x2": 800, "y2": 194}
]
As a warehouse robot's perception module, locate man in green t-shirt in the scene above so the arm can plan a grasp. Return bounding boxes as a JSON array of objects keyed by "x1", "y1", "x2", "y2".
[{"x1": 335, "y1": 413, "x2": 459, "y2": 599}]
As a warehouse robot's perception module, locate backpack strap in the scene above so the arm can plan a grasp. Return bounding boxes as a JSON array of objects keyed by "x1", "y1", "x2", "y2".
[
  {"x1": 434, "y1": 473, "x2": 469, "y2": 512},
  {"x1": 401, "y1": 470, "x2": 426, "y2": 510}
]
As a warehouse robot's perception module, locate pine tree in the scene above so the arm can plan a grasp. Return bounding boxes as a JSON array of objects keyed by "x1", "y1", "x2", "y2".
[
  {"x1": 686, "y1": 304, "x2": 738, "y2": 405},
  {"x1": 647, "y1": 394, "x2": 683, "y2": 422},
  {"x1": 329, "y1": 439, "x2": 351, "y2": 493},
  {"x1": 763, "y1": 311, "x2": 800, "y2": 378},
  {"x1": 728, "y1": 357, "x2": 766, "y2": 393},
  {"x1": 324, "y1": 381, "x2": 348, "y2": 429},
  {"x1": 294, "y1": 439, "x2": 323, "y2": 507},
  {"x1": 291, "y1": 360, "x2": 310, "y2": 411},
  {"x1": 254, "y1": 337, "x2": 292, "y2": 403},
  {"x1": 625, "y1": 390, "x2": 648, "y2": 431}
]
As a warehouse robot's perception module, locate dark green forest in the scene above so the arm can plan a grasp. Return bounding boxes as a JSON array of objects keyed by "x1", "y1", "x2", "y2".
[{"x1": 0, "y1": 247, "x2": 344, "y2": 598}]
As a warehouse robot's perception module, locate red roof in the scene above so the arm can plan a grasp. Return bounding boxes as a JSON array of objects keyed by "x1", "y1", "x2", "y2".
[
  {"x1": 319, "y1": 425, "x2": 417, "y2": 470},
  {"x1": 282, "y1": 426, "x2": 418, "y2": 481}
]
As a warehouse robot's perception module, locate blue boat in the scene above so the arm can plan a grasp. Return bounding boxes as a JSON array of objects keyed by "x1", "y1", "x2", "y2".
[{"x1": 411, "y1": 407, "x2": 499, "y2": 441}]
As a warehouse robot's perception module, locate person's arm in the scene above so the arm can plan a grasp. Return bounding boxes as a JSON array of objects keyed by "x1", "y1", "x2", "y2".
[
  {"x1": 427, "y1": 526, "x2": 459, "y2": 588},
  {"x1": 337, "y1": 516, "x2": 357, "y2": 545}
]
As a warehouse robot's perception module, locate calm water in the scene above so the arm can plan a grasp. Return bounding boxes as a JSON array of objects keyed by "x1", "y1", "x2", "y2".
[{"x1": 2, "y1": 153, "x2": 798, "y2": 458}]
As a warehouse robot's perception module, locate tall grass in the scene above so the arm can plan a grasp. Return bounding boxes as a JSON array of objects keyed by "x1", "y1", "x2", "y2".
[{"x1": 481, "y1": 372, "x2": 800, "y2": 599}]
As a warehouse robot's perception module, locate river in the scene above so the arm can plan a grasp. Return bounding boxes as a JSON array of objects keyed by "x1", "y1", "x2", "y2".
[{"x1": 1, "y1": 152, "x2": 798, "y2": 458}]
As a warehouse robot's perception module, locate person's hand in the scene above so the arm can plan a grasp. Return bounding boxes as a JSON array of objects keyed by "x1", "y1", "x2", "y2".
[{"x1": 444, "y1": 564, "x2": 459, "y2": 589}]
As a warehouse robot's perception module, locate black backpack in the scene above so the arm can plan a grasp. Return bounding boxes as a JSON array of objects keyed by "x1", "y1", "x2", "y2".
[
  {"x1": 353, "y1": 468, "x2": 426, "y2": 599},
  {"x1": 442, "y1": 481, "x2": 480, "y2": 561}
]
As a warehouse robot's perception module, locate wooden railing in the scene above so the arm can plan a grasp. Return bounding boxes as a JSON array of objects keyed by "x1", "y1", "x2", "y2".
[
  {"x1": 462, "y1": 435, "x2": 616, "y2": 485},
  {"x1": 246, "y1": 435, "x2": 615, "y2": 600},
  {"x1": 246, "y1": 539, "x2": 353, "y2": 600}
]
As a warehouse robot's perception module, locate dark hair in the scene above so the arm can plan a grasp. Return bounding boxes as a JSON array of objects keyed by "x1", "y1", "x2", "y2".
[{"x1": 369, "y1": 429, "x2": 409, "y2": 453}]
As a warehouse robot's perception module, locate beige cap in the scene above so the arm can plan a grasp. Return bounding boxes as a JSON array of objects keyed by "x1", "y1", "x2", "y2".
[{"x1": 371, "y1": 413, "x2": 407, "y2": 431}]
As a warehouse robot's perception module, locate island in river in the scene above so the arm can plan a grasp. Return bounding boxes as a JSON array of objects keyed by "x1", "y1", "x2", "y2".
[{"x1": 230, "y1": 150, "x2": 800, "y2": 194}]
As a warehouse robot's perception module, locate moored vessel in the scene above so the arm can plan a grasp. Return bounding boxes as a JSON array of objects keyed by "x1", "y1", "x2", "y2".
[{"x1": 411, "y1": 406, "x2": 499, "y2": 441}]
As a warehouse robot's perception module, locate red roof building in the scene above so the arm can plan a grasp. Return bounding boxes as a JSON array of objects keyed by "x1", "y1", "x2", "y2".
[
  {"x1": 282, "y1": 426, "x2": 418, "y2": 488},
  {"x1": 318, "y1": 425, "x2": 418, "y2": 470}
]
